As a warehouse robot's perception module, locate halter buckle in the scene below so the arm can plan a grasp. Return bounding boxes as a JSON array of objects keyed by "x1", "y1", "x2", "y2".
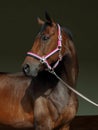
[{"x1": 58, "y1": 35, "x2": 62, "y2": 41}]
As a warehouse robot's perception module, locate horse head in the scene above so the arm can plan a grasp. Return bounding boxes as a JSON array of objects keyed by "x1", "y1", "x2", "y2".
[{"x1": 22, "y1": 13, "x2": 72, "y2": 77}]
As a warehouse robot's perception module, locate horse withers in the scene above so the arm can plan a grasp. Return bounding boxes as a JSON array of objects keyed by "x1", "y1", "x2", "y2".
[{"x1": 22, "y1": 13, "x2": 79, "y2": 130}]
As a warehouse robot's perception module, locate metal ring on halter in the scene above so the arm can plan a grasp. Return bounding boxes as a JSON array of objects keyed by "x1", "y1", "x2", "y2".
[
  {"x1": 59, "y1": 53, "x2": 62, "y2": 61},
  {"x1": 58, "y1": 46, "x2": 62, "y2": 51},
  {"x1": 40, "y1": 56, "x2": 46, "y2": 64}
]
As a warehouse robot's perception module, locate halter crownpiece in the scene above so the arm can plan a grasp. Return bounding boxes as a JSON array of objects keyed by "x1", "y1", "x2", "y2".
[{"x1": 27, "y1": 24, "x2": 62, "y2": 71}]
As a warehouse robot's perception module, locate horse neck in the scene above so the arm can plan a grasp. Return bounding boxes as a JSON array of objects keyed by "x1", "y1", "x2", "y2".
[{"x1": 55, "y1": 38, "x2": 79, "y2": 88}]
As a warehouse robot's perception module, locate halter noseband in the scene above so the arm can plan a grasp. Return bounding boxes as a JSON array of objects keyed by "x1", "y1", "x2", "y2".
[{"x1": 26, "y1": 24, "x2": 62, "y2": 71}]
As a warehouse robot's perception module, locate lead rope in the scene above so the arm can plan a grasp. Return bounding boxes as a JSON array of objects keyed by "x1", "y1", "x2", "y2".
[{"x1": 49, "y1": 70, "x2": 98, "y2": 107}]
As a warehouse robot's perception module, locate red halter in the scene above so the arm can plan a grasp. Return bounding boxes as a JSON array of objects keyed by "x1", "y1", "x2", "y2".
[{"x1": 27, "y1": 24, "x2": 62, "y2": 71}]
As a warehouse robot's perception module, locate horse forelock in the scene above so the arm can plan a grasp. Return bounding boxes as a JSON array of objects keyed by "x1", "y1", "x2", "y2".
[{"x1": 40, "y1": 22, "x2": 53, "y2": 33}]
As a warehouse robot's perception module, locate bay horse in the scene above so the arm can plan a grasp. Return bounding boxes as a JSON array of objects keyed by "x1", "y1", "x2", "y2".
[{"x1": 22, "y1": 13, "x2": 79, "y2": 130}]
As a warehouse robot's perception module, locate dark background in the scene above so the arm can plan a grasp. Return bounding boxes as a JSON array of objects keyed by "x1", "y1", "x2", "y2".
[{"x1": 0, "y1": 0, "x2": 98, "y2": 115}]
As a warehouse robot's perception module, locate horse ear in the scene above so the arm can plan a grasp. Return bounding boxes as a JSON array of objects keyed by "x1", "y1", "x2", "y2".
[
  {"x1": 37, "y1": 17, "x2": 45, "y2": 25},
  {"x1": 45, "y1": 12, "x2": 53, "y2": 24}
]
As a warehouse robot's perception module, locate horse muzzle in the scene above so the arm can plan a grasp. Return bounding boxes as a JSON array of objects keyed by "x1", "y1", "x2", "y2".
[{"x1": 22, "y1": 61, "x2": 41, "y2": 77}]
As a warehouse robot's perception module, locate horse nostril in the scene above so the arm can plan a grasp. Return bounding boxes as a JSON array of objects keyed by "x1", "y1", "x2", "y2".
[{"x1": 23, "y1": 64, "x2": 30, "y2": 75}]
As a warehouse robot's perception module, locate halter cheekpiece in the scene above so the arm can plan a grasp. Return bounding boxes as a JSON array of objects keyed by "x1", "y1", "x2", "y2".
[{"x1": 27, "y1": 24, "x2": 62, "y2": 71}]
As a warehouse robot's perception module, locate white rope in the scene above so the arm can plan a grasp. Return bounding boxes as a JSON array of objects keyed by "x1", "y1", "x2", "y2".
[{"x1": 50, "y1": 70, "x2": 98, "y2": 107}]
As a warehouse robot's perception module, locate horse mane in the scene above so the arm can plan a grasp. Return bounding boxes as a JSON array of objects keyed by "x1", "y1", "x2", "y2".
[{"x1": 62, "y1": 27, "x2": 73, "y2": 41}]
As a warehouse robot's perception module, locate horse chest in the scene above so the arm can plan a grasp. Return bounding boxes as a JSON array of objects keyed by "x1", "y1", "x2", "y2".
[{"x1": 48, "y1": 81, "x2": 69, "y2": 114}]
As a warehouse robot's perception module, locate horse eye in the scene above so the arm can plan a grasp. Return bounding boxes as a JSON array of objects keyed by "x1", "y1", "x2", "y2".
[{"x1": 42, "y1": 35, "x2": 49, "y2": 41}]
